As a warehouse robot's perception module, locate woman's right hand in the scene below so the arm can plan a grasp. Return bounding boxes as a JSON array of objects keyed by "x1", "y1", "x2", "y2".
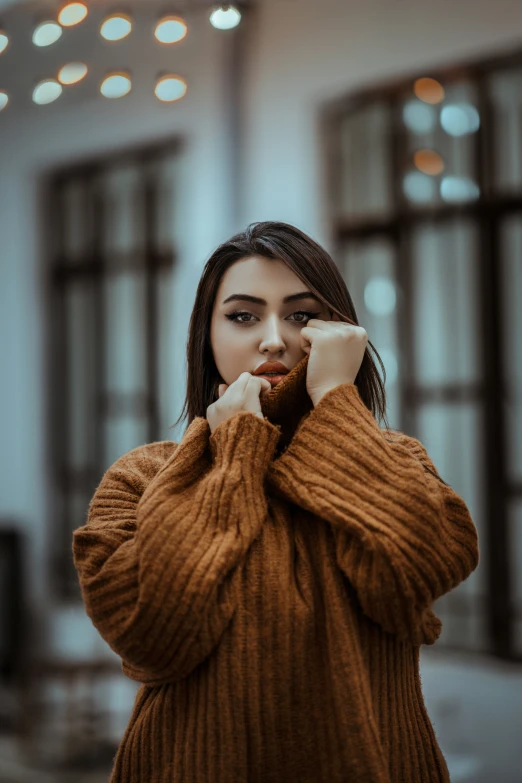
[{"x1": 207, "y1": 372, "x2": 272, "y2": 435}]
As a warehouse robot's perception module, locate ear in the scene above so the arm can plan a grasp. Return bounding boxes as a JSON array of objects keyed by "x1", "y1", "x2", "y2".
[{"x1": 330, "y1": 311, "x2": 341, "y2": 321}]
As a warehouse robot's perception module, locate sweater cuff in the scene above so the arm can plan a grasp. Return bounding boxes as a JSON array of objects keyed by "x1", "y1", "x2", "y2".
[{"x1": 209, "y1": 411, "x2": 281, "y2": 475}]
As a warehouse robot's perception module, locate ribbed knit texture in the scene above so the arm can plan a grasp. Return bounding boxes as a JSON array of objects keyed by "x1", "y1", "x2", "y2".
[{"x1": 73, "y1": 354, "x2": 479, "y2": 783}]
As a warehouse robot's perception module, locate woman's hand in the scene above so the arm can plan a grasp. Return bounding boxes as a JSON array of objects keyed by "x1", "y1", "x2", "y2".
[
  {"x1": 300, "y1": 314, "x2": 368, "y2": 407},
  {"x1": 207, "y1": 373, "x2": 272, "y2": 434}
]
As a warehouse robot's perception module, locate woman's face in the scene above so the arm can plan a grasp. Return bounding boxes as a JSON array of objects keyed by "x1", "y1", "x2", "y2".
[{"x1": 210, "y1": 255, "x2": 332, "y2": 387}]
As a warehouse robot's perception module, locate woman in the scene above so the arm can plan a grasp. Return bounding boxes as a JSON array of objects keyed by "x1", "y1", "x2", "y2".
[{"x1": 73, "y1": 221, "x2": 479, "y2": 783}]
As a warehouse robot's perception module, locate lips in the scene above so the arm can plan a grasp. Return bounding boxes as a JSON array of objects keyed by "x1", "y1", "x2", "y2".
[{"x1": 253, "y1": 361, "x2": 289, "y2": 375}]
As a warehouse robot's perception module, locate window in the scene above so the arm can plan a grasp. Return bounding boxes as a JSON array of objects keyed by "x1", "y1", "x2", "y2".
[
  {"x1": 45, "y1": 139, "x2": 181, "y2": 598},
  {"x1": 324, "y1": 50, "x2": 522, "y2": 660}
]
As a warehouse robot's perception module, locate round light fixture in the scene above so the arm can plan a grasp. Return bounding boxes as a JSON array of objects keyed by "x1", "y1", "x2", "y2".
[
  {"x1": 100, "y1": 13, "x2": 133, "y2": 41},
  {"x1": 33, "y1": 79, "x2": 63, "y2": 105},
  {"x1": 209, "y1": 5, "x2": 242, "y2": 30},
  {"x1": 100, "y1": 72, "x2": 132, "y2": 99},
  {"x1": 33, "y1": 21, "x2": 63, "y2": 47},
  {"x1": 0, "y1": 91, "x2": 8, "y2": 110},
  {"x1": 58, "y1": 62, "x2": 88, "y2": 85},
  {"x1": 58, "y1": 3, "x2": 88, "y2": 27},
  {"x1": 0, "y1": 30, "x2": 9, "y2": 54},
  {"x1": 155, "y1": 74, "x2": 187, "y2": 102},
  {"x1": 154, "y1": 15, "x2": 187, "y2": 44}
]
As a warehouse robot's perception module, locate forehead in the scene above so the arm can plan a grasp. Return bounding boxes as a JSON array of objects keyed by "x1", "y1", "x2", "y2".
[{"x1": 217, "y1": 255, "x2": 304, "y2": 296}]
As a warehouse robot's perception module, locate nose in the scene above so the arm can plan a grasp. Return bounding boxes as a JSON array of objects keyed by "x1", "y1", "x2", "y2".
[{"x1": 258, "y1": 313, "x2": 286, "y2": 353}]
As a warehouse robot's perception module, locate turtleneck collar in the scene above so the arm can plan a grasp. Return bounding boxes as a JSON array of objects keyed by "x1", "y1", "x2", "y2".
[{"x1": 258, "y1": 353, "x2": 314, "y2": 454}]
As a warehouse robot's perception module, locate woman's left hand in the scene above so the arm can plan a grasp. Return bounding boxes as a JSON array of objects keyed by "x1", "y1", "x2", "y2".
[{"x1": 300, "y1": 314, "x2": 369, "y2": 407}]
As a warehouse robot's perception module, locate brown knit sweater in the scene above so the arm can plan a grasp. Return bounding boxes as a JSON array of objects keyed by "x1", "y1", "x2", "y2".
[{"x1": 73, "y1": 354, "x2": 479, "y2": 783}]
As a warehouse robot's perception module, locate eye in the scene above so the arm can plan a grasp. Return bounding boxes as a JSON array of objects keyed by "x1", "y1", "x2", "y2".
[{"x1": 225, "y1": 310, "x2": 320, "y2": 324}]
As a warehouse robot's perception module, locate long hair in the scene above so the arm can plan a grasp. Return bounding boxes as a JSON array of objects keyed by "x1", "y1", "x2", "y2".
[{"x1": 170, "y1": 220, "x2": 390, "y2": 432}]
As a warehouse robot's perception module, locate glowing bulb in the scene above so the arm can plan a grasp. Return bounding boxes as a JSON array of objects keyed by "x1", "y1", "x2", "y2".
[
  {"x1": 0, "y1": 91, "x2": 8, "y2": 110},
  {"x1": 58, "y1": 62, "x2": 88, "y2": 85},
  {"x1": 209, "y1": 5, "x2": 242, "y2": 30},
  {"x1": 33, "y1": 21, "x2": 63, "y2": 47},
  {"x1": 100, "y1": 72, "x2": 132, "y2": 99},
  {"x1": 58, "y1": 3, "x2": 88, "y2": 27},
  {"x1": 100, "y1": 13, "x2": 132, "y2": 41},
  {"x1": 0, "y1": 30, "x2": 9, "y2": 54},
  {"x1": 154, "y1": 16, "x2": 187, "y2": 44},
  {"x1": 155, "y1": 75, "x2": 187, "y2": 102},
  {"x1": 33, "y1": 79, "x2": 63, "y2": 105}
]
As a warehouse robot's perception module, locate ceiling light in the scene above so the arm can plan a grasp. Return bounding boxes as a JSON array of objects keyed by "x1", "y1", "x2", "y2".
[
  {"x1": 155, "y1": 74, "x2": 187, "y2": 102},
  {"x1": 100, "y1": 13, "x2": 133, "y2": 41},
  {"x1": 58, "y1": 62, "x2": 88, "y2": 85},
  {"x1": 100, "y1": 72, "x2": 132, "y2": 99},
  {"x1": 413, "y1": 77, "x2": 445, "y2": 105},
  {"x1": 33, "y1": 21, "x2": 62, "y2": 47},
  {"x1": 154, "y1": 15, "x2": 187, "y2": 44},
  {"x1": 33, "y1": 79, "x2": 63, "y2": 105},
  {"x1": 0, "y1": 91, "x2": 8, "y2": 110},
  {"x1": 0, "y1": 30, "x2": 9, "y2": 54},
  {"x1": 209, "y1": 5, "x2": 242, "y2": 30},
  {"x1": 58, "y1": 3, "x2": 88, "y2": 27}
]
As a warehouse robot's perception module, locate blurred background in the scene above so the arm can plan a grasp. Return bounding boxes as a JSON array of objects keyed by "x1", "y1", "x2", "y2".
[{"x1": 1, "y1": 0, "x2": 522, "y2": 780}]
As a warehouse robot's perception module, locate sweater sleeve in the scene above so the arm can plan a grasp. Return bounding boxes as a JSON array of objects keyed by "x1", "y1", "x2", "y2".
[
  {"x1": 72, "y1": 411, "x2": 281, "y2": 685},
  {"x1": 267, "y1": 382, "x2": 480, "y2": 646}
]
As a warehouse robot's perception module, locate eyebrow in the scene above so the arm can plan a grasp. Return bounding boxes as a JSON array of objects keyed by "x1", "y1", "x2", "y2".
[{"x1": 222, "y1": 291, "x2": 322, "y2": 306}]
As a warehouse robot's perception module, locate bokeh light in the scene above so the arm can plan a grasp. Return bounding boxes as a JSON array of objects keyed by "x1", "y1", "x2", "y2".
[
  {"x1": 58, "y1": 62, "x2": 88, "y2": 85},
  {"x1": 155, "y1": 75, "x2": 187, "y2": 102},
  {"x1": 414, "y1": 149, "x2": 445, "y2": 176},
  {"x1": 413, "y1": 77, "x2": 445, "y2": 105},
  {"x1": 58, "y1": 3, "x2": 88, "y2": 27},
  {"x1": 33, "y1": 79, "x2": 63, "y2": 105},
  {"x1": 100, "y1": 72, "x2": 132, "y2": 99},
  {"x1": 100, "y1": 13, "x2": 133, "y2": 42},
  {"x1": 209, "y1": 5, "x2": 242, "y2": 30},
  {"x1": 154, "y1": 16, "x2": 187, "y2": 44},
  {"x1": 33, "y1": 21, "x2": 63, "y2": 47}
]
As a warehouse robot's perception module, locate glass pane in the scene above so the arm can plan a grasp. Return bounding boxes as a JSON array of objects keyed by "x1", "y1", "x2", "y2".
[
  {"x1": 489, "y1": 67, "x2": 522, "y2": 194},
  {"x1": 338, "y1": 102, "x2": 393, "y2": 219},
  {"x1": 149, "y1": 154, "x2": 180, "y2": 254},
  {"x1": 500, "y1": 215, "x2": 522, "y2": 483},
  {"x1": 343, "y1": 238, "x2": 400, "y2": 429},
  {"x1": 104, "y1": 416, "x2": 149, "y2": 471},
  {"x1": 104, "y1": 272, "x2": 147, "y2": 395},
  {"x1": 156, "y1": 266, "x2": 176, "y2": 440},
  {"x1": 417, "y1": 401, "x2": 488, "y2": 651},
  {"x1": 411, "y1": 220, "x2": 482, "y2": 385},
  {"x1": 60, "y1": 179, "x2": 91, "y2": 262},
  {"x1": 401, "y1": 80, "x2": 480, "y2": 208},
  {"x1": 508, "y1": 500, "x2": 522, "y2": 656},
  {"x1": 102, "y1": 164, "x2": 145, "y2": 259},
  {"x1": 66, "y1": 279, "x2": 97, "y2": 469}
]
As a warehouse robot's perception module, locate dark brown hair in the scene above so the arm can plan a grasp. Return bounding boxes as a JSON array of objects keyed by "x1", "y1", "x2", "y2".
[{"x1": 170, "y1": 220, "x2": 389, "y2": 432}]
